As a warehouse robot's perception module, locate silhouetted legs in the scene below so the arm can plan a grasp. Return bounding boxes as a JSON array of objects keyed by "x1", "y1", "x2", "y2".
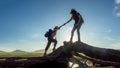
[
  {"x1": 70, "y1": 23, "x2": 82, "y2": 42},
  {"x1": 77, "y1": 25, "x2": 81, "y2": 42},
  {"x1": 53, "y1": 40, "x2": 57, "y2": 51},
  {"x1": 44, "y1": 41, "x2": 51, "y2": 56},
  {"x1": 70, "y1": 26, "x2": 76, "y2": 42},
  {"x1": 44, "y1": 37, "x2": 57, "y2": 56}
]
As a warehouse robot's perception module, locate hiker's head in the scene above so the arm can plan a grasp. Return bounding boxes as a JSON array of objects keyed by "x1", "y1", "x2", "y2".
[
  {"x1": 53, "y1": 26, "x2": 59, "y2": 30},
  {"x1": 70, "y1": 8, "x2": 77, "y2": 14}
]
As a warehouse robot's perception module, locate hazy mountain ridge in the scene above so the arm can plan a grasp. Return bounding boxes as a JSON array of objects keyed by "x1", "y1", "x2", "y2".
[
  {"x1": 0, "y1": 49, "x2": 119, "y2": 53},
  {"x1": 0, "y1": 50, "x2": 6, "y2": 53},
  {"x1": 11, "y1": 50, "x2": 27, "y2": 53},
  {"x1": 0, "y1": 49, "x2": 52, "y2": 53},
  {"x1": 34, "y1": 49, "x2": 52, "y2": 53}
]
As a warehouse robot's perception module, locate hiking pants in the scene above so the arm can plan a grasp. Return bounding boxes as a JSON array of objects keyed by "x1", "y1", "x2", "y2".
[
  {"x1": 70, "y1": 22, "x2": 83, "y2": 42},
  {"x1": 45, "y1": 36, "x2": 57, "y2": 51}
]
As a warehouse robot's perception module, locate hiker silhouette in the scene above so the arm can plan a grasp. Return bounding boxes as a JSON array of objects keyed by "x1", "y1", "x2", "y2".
[
  {"x1": 64, "y1": 9, "x2": 84, "y2": 42},
  {"x1": 44, "y1": 26, "x2": 60, "y2": 56}
]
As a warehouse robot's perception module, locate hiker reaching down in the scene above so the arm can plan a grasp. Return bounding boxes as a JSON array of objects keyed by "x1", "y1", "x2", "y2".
[
  {"x1": 64, "y1": 9, "x2": 84, "y2": 42},
  {"x1": 44, "y1": 26, "x2": 60, "y2": 56}
]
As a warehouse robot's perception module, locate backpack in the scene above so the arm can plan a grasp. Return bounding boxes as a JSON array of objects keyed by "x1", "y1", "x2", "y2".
[
  {"x1": 44, "y1": 29, "x2": 52, "y2": 37},
  {"x1": 77, "y1": 13, "x2": 84, "y2": 23}
]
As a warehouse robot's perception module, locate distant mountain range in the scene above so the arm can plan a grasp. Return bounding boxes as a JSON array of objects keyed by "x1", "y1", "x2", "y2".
[
  {"x1": 33, "y1": 49, "x2": 52, "y2": 53},
  {"x1": 0, "y1": 49, "x2": 120, "y2": 53},
  {"x1": 0, "y1": 49, "x2": 52, "y2": 53},
  {"x1": 11, "y1": 50, "x2": 27, "y2": 53},
  {"x1": 0, "y1": 50, "x2": 6, "y2": 53},
  {"x1": 33, "y1": 49, "x2": 45, "y2": 53}
]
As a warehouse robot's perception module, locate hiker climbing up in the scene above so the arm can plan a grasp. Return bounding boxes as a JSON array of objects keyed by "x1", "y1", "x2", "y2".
[
  {"x1": 64, "y1": 9, "x2": 84, "y2": 42},
  {"x1": 44, "y1": 26, "x2": 60, "y2": 56}
]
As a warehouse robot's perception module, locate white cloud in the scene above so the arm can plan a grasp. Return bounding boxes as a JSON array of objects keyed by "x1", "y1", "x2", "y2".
[
  {"x1": 0, "y1": 46, "x2": 15, "y2": 52},
  {"x1": 115, "y1": 6, "x2": 119, "y2": 11},
  {"x1": 31, "y1": 33, "x2": 41, "y2": 39},
  {"x1": 113, "y1": 0, "x2": 120, "y2": 17},
  {"x1": 115, "y1": 0, "x2": 120, "y2": 4},
  {"x1": 0, "y1": 41, "x2": 45, "y2": 52},
  {"x1": 89, "y1": 32, "x2": 95, "y2": 36},
  {"x1": 18, "y1": 39, "x2": 28, "y2": 42},
  {"x1": 104, "y1": 36, "x2": 115, "y2": 41},
  {"x1": 105, "y1": 29, "x2": 112, "y2": 33},
  {"x1": 116, "y1": 12, "x2": 120, "y2": 16}
]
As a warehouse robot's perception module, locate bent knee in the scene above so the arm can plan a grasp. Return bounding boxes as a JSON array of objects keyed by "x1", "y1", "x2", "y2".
[
  {"x1": 71, "y1": 30, "x2": 74, "y2": 33},
  {"x1": 55, "y1": 40, "x2": 57, "y2": 43}
]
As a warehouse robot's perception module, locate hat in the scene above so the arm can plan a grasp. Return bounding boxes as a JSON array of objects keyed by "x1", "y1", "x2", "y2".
[{"x1": 70, "y1": 8, "x2": 77, "y2": 14}]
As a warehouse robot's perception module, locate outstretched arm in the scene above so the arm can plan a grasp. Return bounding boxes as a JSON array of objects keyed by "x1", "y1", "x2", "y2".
[
  {"x1": 64, "y1": 16, "x2": 73, "y2": 25},
  {"x1": 59, "y1": 16, "x2": 73, "y2": 29}
]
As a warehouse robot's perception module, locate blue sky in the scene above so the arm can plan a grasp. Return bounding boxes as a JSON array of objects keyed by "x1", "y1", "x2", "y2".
[{"x1": 0, "y1": 0, "x2": 120, "y2": 52}]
